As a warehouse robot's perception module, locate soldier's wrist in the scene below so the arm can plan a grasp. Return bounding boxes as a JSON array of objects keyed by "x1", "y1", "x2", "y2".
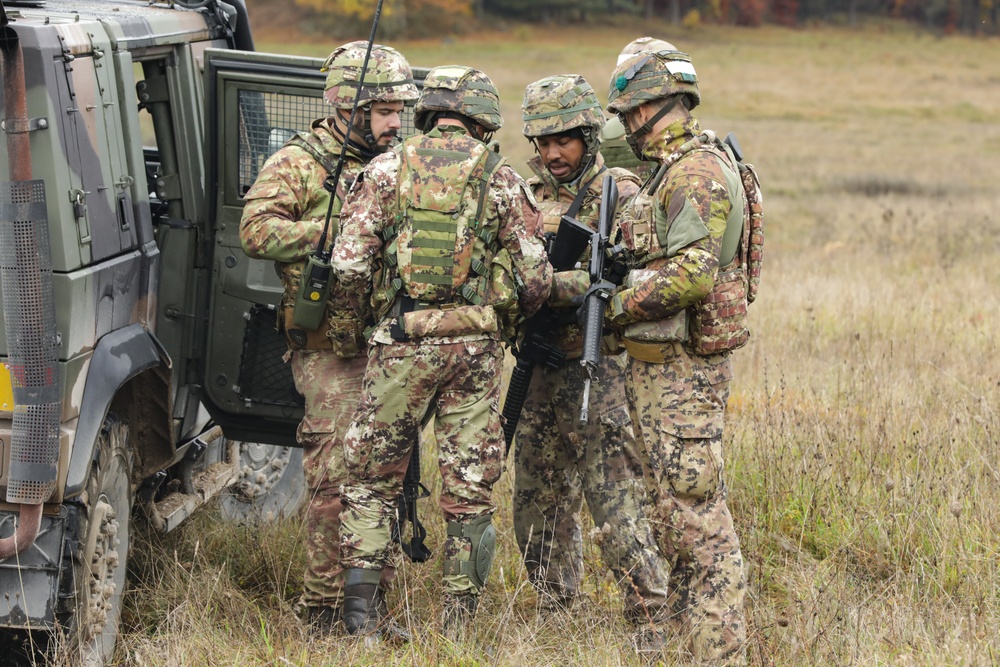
[{"x1": 609, "y1": 291, "x2": 634, "y2": 325}]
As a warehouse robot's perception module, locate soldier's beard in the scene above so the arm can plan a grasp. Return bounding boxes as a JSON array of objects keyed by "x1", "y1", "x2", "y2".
[{"x1": 372, "y1": 129, "x2": 399, "y2": 153}]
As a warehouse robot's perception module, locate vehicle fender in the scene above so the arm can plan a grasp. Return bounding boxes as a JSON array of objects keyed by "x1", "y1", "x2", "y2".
[{"x1": 64, "y1": 324, "x2": 170, "y2": 498}]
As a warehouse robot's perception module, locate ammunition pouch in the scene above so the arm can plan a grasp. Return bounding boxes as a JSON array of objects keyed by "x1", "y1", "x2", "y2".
[{"x1": 689, "y1": 264, "x2": 749, "y2": 355}]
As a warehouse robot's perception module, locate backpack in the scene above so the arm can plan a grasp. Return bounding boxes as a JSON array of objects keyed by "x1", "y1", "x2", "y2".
[{"x1": 386, "y1": 132, "x2": 506, "y2": 306}]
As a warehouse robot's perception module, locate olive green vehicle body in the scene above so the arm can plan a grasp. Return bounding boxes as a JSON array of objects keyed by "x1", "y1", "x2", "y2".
[{"x1": 0, "y1": 0, "x2": 416, "y2": 653}]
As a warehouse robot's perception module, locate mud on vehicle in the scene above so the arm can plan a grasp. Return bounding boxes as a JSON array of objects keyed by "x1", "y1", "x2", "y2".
[{"x1": 0, "y1": 0, "x2": 423, "y2": 663}]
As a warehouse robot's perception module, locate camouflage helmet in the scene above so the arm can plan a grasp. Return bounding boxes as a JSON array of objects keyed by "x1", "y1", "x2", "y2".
[
  {"x1": 521, "y1": 74, "x2": 606, "y2": 139},
  {"x1": 617, "y1": 36, "x2": 678, "y2": 64},
  {"x1": 415, "y1": 65, "x2": 503, "y2": 133},
  {"x1": 607, "y1": 49, "x2": 700, "y2": 115},
  {"x1": 321, "y1": 41, "x2": 418, "y2": 109}
]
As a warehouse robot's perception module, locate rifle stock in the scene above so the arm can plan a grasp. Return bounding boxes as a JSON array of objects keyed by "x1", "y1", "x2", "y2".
[{"x1": 393, "y1": 439, "x2": 432, "y2": 562}]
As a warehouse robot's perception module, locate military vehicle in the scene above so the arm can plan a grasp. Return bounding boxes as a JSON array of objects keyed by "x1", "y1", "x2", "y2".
[{"x1": 0, "y1": 0, "x2": 424, "y2": 662}]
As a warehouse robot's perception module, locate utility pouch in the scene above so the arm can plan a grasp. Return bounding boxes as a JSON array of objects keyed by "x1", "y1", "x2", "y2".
[
  {"x1": 618, "y1": 191, "x2": 655, "y2": 260},
  {"x1": 402, "y1": 303, "x2": 499, "y2": 339},
  {"x1": 327, "y1": 316, "x2": 366, "y2": 358},
  {"x1": 620, "y1": 268, "x2": 690, "y2": 345},
  {"x1": 281, "y1": 305, "x2": 332, "y2": 351},
  {"x1": 623, "y1": 311, "x2": 689, "y2": 344},
  {"x1": 280, "y1": 306, "x2": 365, "y2": 357}
]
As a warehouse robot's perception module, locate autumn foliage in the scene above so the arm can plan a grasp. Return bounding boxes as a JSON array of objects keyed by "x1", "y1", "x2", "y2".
[
  {"x1": 292, "y1": 0, "x2": 474, "y2": 37},
  {"x1": 273, "y1": 0, "x2": 1000, "y2": 35}
]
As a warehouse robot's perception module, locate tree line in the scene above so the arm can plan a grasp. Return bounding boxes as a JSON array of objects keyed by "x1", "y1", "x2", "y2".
[{"x1": 288, "y1": 0, "x2": 998, "y2": 35}]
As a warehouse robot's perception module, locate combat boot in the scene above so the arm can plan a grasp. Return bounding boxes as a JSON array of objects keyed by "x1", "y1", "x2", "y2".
[
  {"x1": 442, "y1": 593, "x2": 479, "y2": 643},
  {"x1": 302, "y1": 604, "x2": 342, "y2": 637},
  {"x1": 626, "y1": 605, "x2": 674, "y2": 661},
  {"x1": 342, "y1": 568, "x2": 383, "y2": 638}
]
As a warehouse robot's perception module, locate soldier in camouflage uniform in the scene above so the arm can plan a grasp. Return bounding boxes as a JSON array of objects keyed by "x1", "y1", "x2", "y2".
[
  {"x1": 604, "y1": 46, "x2": 750, "y2": 663},
  {"x1": 601, "y1": 37, "x2": 678, "y2": 182},
  {"x1": 513, "y1": 74, "x2": 672, "y2": 644},
  {"x1": 238, "y1": 41, "x2": 418, "y2": 632},
  {"x1": 331, "y1": 65, "x2": 552, "y2": 640}
]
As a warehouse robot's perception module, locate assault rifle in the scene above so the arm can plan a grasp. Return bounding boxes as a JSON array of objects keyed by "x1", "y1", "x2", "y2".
[
  {"x1": 578, "y1": 173, "x2": 618, "y2": 424},
  {"x1": 392, "y1": 437, "x2": 432, "y2": 562},
  {"x1": 502, "y1": 215, "x2": 593, "y2": 454}
]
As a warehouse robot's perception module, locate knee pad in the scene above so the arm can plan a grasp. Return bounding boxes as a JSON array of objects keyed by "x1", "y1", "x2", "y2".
[{"x1": 443, "y1": 514, "x2": 496, "y2": 591}]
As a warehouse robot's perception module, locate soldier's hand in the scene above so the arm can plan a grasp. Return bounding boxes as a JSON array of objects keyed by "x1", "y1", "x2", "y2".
[{"x1": 605, "y1": 244, "x2": 629, "y2": 287}]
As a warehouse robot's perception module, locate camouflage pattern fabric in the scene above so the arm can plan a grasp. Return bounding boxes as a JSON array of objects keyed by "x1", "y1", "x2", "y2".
[
  {"x1": 611, "y1": 114, "x2": 747, "y2": 661},
  {"x1": 521, "y1": 74, "x2": 605, "y2": 139},
  {"x1": 414, "y1": 66, "x2": 503, "y2": 132},
  {"x1": 625, "y1": 348, "x2": 745, "y2": 662},
  {"x1": 238, "y1": 119, "x2": 373, "y2": 611},
  {"x1": 291, "y1": 352, "x2": 396, "y2": 607},
  {"x1": 609, "y1": 117, "x2": 735, "y2": 328},
  {"x1": 332, "y1": 125, "x2": 551, "y2": 345},
  {"x1": 515, "y1": 154, "x2": 670, "y2": 619},
  {"x1": 617, "y1": 37, "x2": 679, "y2": 64},
  {"x1": 514, "y1": 352, "x2": 670, "y2": 616},
  {"x1": 321, "y1": 41, "x2": 418, "y2": 108},
  {"x1": 333, "y1": 124, "x2": 552, "y2": 597},
  {"x1": 240, "y1": 118, "x2": 372, "y2": 327},
  {"x1": 338, "y1": 339, "x2": 505, "y2": 595}
]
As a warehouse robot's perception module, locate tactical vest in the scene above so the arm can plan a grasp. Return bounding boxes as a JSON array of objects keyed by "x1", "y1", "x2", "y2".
[
  {"x1": 376, "y1": 131, "x2": 507, "y2": 338},
  {"x1": 617, "y1": 130, "x2": 764, "y2": 356},
  {"x1": 277, "y1": 131, "x2": 366, "y2": 357}
]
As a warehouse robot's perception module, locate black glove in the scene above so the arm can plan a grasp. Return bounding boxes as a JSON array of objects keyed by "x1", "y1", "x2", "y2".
[{"x1": 605, "y1": 244, "x2": 629, "y2": 287}]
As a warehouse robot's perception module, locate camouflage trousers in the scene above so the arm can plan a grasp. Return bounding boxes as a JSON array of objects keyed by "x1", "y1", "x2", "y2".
[
  {"x1": 340, "y1": 338, "x2": 505, "y2": 596},
  {"x1": 625, "y1": 346, "x2": 746, "y2": 662},
  {"x1": 513, "y1": 350, "x2": 670, "y2": 619},
  {"x1": 290, "y1": 350, "x2": 395, "y2": 609}
]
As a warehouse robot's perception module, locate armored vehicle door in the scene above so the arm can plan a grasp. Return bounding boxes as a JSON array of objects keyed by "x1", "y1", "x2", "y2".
[{"x1": 201, "y1": 49, "x2": 420, "y2": 446}]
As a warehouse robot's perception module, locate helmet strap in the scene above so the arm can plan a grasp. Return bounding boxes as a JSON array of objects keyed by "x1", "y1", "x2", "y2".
[
  {"x1": 331, "y1": 109, "x2": 380, "y2": 161},
  {"x1": 625, "y1": 94, "x2": 683, "y2": 160}
]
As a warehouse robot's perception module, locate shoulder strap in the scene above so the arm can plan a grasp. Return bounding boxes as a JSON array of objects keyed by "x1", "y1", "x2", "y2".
[
  {"x1": 472, "y1": 146, "x2": 507, "y2": 240},
  {"x1": 565, "y1": 165, "x2": 607, "y2": 220},
  {"x1": 285, "y1": 132, "x2": 352, "y2": 200},
  {"x1": 286, "y1": 132, "x2": 338, "y2": 175}
]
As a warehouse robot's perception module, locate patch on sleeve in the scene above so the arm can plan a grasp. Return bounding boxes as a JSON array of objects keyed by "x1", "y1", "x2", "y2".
[{"x1": 662, "y1": 196, "x2": 710, "y2": 258}]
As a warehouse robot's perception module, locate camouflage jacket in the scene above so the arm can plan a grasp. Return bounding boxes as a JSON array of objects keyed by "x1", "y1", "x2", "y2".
[
  {"x1": 332, "y1": 125, "x2": 552, "y2": 345},
  {"x1": 609, "y1": 117, "x2": 737, "y2": 327},
  {"x1": 239, "y1": 118, "x2": 372, "y2": 329},
  {"x1": 526, "y1": 153, "x2": 639, "y2": 356}
]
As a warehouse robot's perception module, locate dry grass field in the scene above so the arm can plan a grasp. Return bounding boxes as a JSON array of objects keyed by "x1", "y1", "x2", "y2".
[{"x1": 108, "y1": 20, "x2": 999, "y2": 667}]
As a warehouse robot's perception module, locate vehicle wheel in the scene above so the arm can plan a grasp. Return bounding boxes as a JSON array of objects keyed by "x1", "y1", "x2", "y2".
[
  {"x1": 71, "y1": 416, "x2": 132, "y2": 666},
  {"x1": 218, "y1": 442, "x2": 304, "y2": 524}
]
